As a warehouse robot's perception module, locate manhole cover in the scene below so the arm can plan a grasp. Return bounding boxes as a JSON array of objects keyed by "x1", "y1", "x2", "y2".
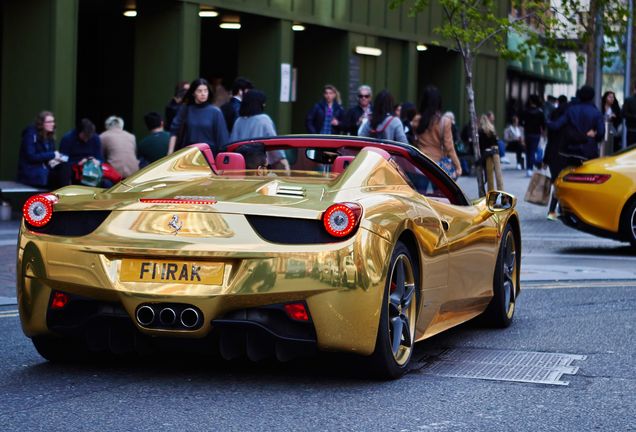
[{"x1": 420, "y1": 348, "x2": 586, "y2": 386}]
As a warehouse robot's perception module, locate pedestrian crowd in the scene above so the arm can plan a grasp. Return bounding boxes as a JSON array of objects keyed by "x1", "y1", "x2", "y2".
[
  {"x1": 17, "y1": 74, "x2": 636, "y2": 203},
  {"x1": 503, "y1": 83, "x2": 636, "y2": 220}
]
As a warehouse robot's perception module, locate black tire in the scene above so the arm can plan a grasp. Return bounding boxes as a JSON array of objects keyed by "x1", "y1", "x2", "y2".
[
  {"x1": 31, "y1": 335, "x2": 90, "y2": 363},
  {"x1": 367, "y1": 241, "x2": 418, "y2": 379},
  {"x1": 482, "y1": 223, "x2": 518, "y2": 328},
  {"x1": 620, "y1": 199, "x2": 636, "y2": 249}
]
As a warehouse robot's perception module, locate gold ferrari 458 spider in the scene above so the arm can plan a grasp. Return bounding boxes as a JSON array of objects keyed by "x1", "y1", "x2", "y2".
[
  {"x1": 18, "y1": 136, "x2": 521, "y2": 378},
  {"x1": 555, "y1": 145, "x2": 636, "y2": 248}
]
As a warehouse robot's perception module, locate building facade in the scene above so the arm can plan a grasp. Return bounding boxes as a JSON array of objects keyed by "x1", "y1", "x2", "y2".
[{"x1": 1, "y1": 0, "x2": 510, "y2": 181}]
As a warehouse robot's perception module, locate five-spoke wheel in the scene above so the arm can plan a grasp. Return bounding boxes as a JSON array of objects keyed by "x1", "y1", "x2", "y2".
[
  {"x1": 368, "y1": 241, "x2": 418, "y2": 378},
  {"x1": 483, "y1": 224, "x2": 518, "y2": 327}
]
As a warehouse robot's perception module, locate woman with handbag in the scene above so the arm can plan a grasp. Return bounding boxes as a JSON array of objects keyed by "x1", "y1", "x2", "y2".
[
  {"x1": 413, "y1": 85, "x2": 462, "y2": 180},
  {"x1": 479, "y1": 113, "x2": 504, "y2": 192},
  {"x1": 167, "y1": 78, "x2": 229, "y2": 156}
]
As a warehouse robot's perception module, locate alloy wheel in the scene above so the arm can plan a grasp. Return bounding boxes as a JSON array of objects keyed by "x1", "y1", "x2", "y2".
[
  {"x1": 502, "y1": 230, "x2": 517, "y2": 319},
  {"x1": 387, "y1": 254, "x2": 416, "y2": 366}
]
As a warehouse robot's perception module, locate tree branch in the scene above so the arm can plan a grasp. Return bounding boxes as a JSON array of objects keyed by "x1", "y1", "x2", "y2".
[{"x1": 473, "y1": 10, "x2": 547, "y2": 52}]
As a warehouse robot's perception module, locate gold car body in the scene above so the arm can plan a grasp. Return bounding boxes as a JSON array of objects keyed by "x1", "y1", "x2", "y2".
[
  {"x1": 18, "y1": 141, "x2": 520, "y2": 356},
  {"x1": 555, "y1": 147, "x2": 636, "y2": 238}
]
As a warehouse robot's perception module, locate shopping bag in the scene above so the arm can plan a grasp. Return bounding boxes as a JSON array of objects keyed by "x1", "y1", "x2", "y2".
[
  {"x1": 80, "y1": 160, "x2": 103, "y2": 187},
  {"x1": 524, "y1": 170, "x2": 551, "y2": 206}
]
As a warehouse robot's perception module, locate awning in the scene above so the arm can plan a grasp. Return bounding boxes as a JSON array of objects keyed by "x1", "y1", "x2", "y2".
[{"x1": 507, "y1": 31, "x2": 571, "y2": 84}]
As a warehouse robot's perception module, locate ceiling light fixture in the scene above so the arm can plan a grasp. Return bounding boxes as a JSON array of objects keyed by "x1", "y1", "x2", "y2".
[
  {"x1": 219, "y1": 22, "x2": 241, "y2": 29},
  {"x1": 416, "y1": 44, "x2": 428, "y2": 51},
  {"x1": 354, "y1": 46, "x2": 382, "y2": 57},
  {"x1": 199, "y1": 10, "x2": 219, "y2": 18},
  {"x1": 123, "y1": 9, "x2": 137, "y2": 17},
  {"x1": 292, "y1": 24, "x2": 305, "y2": 31}
]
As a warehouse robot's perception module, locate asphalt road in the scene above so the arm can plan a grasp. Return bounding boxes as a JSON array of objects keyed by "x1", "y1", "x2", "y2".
[{"x1": 0, "y1": 283, "x2": 634, "y2": 431}]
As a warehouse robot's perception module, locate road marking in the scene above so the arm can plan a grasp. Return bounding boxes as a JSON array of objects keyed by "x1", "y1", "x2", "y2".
[
  {"x1": 524, "y1": 280, "x2": 636, "y2": 289},
  {"x1": 0, "y1": 310, "x2": 19, "y2": 318},
  {"x1": 0, "y1": 239, "x2": 17, "y2": 246},
  {"x1": 524, "y1": 253, "x2": 636, "y2": 261}
]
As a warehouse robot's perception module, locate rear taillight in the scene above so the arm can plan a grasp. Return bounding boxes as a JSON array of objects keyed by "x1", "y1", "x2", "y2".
[
  {"x1": 50, "y1": 291, "x2": 69, "y2": 309},
  {"x1": 563, "y1": 173, "x2": 611, "y2": 184},
  {"x1": 322, "y1": 203, "x2": 362, "y2": 238},
  {"x1": 23, "y1": 193, "x2": 58, "y2": 227},
  {"x1": 283, "y1": 302, "x2": 309, "y2": 321}
]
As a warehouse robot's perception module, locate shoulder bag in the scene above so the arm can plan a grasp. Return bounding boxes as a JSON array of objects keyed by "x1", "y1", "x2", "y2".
[{"x1": 437, "y1": 116, "x2": 457, "y2": 179}]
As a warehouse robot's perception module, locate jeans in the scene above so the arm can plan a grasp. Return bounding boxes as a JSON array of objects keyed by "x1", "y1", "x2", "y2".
[{"x1": 525, "y1": 134, "x2": 541, "y2": 170}]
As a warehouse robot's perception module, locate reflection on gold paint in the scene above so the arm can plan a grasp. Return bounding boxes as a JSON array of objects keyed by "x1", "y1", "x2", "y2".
[
  {"x1": 128, "y1": 212, "x2": 234, "y2": 238},
  {"x1": 111, "y1": 147, "x2": 212, "y2": 192}
]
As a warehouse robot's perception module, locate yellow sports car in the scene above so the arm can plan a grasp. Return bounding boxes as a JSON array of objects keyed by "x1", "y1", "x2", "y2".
[
  {"x1": 555, "y1": 145, "x2": 636, "y2": 247},
  {"x1": 17, "y1": 136, "x2": 521, "y2": 379}
]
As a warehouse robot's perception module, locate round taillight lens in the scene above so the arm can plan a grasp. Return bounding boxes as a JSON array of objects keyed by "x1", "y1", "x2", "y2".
[
  {"x1": 322, "y1": 203, "x2": 362, "y2": 238},
  {"x1": 23, "y1": 194, "x2": 57, "y2": 227}
]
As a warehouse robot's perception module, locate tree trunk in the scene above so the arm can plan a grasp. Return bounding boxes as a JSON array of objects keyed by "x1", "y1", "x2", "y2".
[
  {"x1": 463, "y1": 55, "x2": 486, "y2": 197},
  {"x1": 584, "y1": 0, "x2": 599, "y2": 86}
]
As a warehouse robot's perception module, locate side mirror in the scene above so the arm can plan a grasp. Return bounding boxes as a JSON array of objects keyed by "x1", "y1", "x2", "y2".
[{"x1": 486, "y1": 190, "x2": 516, "y2": 212}]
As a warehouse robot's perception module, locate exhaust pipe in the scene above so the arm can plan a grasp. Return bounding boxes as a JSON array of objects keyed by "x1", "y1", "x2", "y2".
[
  {"x1": 136, "y1": 305, "x2": 155, "y2": 326},
  {"x1": 180, "y1": 308, "x2": 201, "y2": 329},
  {"x1": 159, "y1": 307, "x2": 177, "y2": 326}
]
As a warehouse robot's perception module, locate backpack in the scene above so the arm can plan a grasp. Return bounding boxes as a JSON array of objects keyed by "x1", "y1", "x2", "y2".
[{"x1": 369, "y1": 116, "x2": 395, "y2": 139}]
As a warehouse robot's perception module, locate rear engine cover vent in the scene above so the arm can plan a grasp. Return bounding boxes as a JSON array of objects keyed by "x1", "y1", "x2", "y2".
[{"x1": 276, "y1": 185, "x2": 305, "y2": 197}]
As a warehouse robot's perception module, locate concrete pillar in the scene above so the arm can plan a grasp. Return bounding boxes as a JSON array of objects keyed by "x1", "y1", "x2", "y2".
[
  {"x1": 1, "y1": 0, "x2": 78, "y2": 180},
  {"x1": 133, "y1": 0, "x2": 200, "y2": 138},
  {"x1": 239, "y1": 17, "x2": 294, "y2": 134}
]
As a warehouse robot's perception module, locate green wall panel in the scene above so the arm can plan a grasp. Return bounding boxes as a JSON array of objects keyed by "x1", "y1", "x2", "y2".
[
  {"x1": 133, "y1": 0, "x2": 200, "y2": 138},
  {"x1": 291, "y1": 28, "x2": 349, "y2": 132},
  {"x1": 239, "y1": 17, "x2": 294, "y2": 134},
  {"x1": 1, "y1": 0, "x2": 78, "y2": 181},
  {"x1": 350, "y1": 0, "x2": 368, "y2": 26}
]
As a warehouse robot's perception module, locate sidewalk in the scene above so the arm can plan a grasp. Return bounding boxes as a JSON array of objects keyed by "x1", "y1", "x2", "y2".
[{"x1": 457, "y1": 159, "x2": 636, "y2": 283}]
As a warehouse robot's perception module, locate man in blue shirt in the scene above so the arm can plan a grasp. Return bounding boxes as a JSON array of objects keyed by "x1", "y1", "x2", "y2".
[
  {"x1": 549, "y1": 85, "x2": 604, "y2": 163},
  {"x1": 58, "y1": 118, "x2": 102, "y2": 185}
]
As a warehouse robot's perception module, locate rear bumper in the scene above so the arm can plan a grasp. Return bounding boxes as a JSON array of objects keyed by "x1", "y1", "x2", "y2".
[
  {"x1": 43, "y1": 292, "x2": 317, "y2": 361},
  {"x1": 17, "y1": 226, "x2": 391, "y2": 355},
  {"x1": 558, "y1": 210, "x2": 621, "y2": 241}
]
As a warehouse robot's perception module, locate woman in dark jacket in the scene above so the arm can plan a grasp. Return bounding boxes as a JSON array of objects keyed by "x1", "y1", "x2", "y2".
[
  {"x1": 305, "y1": 84, "x2": 345, "y2": 134},
  {"x1": 17, "y1": 111, "x2": 61, "y2": 187},
  {"x1": 601, "y1": 91, "x2": 622, "y2": 151},
  {"x1": 168, "y1": 77, "x2": 229, "y2": 155}
]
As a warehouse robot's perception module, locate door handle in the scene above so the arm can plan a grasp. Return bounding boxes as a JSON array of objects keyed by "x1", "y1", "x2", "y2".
[{"x1": 441, "y1": 219, "x2": 450, "y2": 231}]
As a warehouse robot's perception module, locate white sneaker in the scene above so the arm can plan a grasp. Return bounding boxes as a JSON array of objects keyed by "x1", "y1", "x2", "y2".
[
  {"x1": 516, "y1": 164, "x2": 523, "y2": 170},
  {"x1": 501, "y1": 157, "x2": 511, "y2": 164},
  {"x1": 526, "y1": 170, "x2": 533, "y2": 177}
]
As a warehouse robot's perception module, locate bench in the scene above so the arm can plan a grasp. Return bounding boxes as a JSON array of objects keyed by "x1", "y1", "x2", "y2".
[
  {"x1": 0, "y1": 181, "x2": 46, "y2": 194},
  {"x1": 0, "y1": 181, "x2": 46, "y2": 220}
]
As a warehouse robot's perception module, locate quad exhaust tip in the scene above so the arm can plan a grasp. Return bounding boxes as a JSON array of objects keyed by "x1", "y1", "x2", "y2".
[
  {"x1": 180, "y1": 308, "x2": 201, "y2": 328},
  {"x1": 136, "y1": 305, "x2": 155, "y2": 326},
  {"x1": 159, "y1": 307, "x2": 177, "y2": 326}
]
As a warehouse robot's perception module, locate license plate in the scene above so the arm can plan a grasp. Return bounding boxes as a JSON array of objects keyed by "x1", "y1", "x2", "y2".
[{"x1": 120, "y1": 259, "x2": 224, "y2": 285}]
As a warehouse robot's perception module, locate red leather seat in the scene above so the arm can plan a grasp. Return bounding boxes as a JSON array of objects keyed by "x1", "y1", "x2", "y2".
[
  {"x1": 332, "y1": 156, "x2": 355, "y2": 173},
  {"x1": 215, "y1": 152, "x2": 245, "y2": 171}
]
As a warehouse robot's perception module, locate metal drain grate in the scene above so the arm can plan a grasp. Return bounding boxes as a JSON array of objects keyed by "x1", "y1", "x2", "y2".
[{"x1": 420, "y1": 348, "x2": 586, "y2": 386}]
